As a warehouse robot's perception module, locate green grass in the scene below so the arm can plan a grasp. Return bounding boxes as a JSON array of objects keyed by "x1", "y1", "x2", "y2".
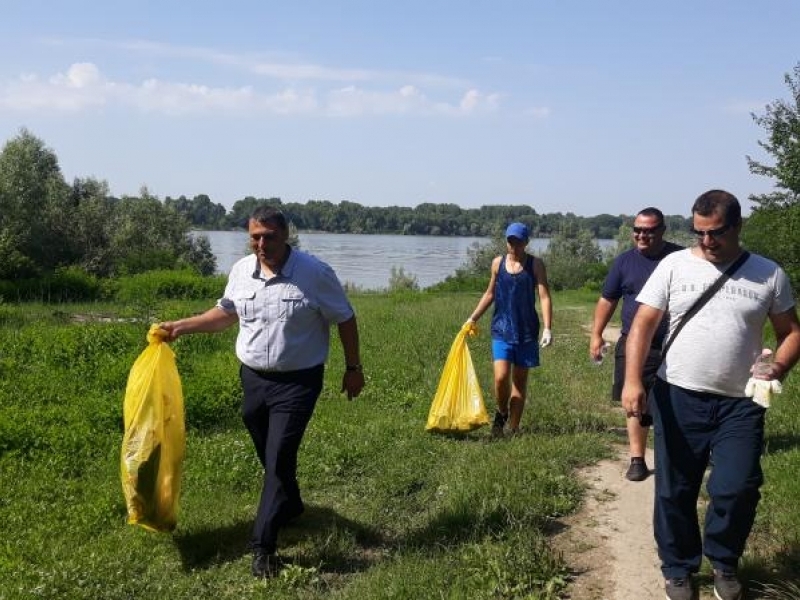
[{"x1": 0, "y1": 289, "x2": 797, "y2": 599}]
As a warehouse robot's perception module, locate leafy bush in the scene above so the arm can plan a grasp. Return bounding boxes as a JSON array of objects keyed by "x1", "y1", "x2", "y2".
[
  {"x1": 742, "y1": 204, "x2": 800, "y2": 291},
  {"x1": 181, "y1": 234, "x2": 217, "y2": 276},
  {"x1": 388, "y1": 266, "x2": 419, "y2": 292},
  {"x1": 428, "y1": 272, "x2": 486, "y2": 292},
  {"x1": 542, "y1": 228, "x2": 603, "y2": 291},
  {"x1": 115, "y1": 270, "x2": 226, "y2": 304},
  {"x1": 0, "y1": 266, "x2": 103, "y2": 302}
]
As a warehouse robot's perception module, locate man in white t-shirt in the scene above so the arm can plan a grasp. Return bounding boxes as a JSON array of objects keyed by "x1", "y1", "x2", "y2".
[{"x1": 622, "y1": 190, "x2": 800, "y2": 600}]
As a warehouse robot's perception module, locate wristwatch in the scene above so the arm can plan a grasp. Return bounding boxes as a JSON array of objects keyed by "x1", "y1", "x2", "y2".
[{"x1": 346, "y1": 364, "x2": 363, "y2": 372}]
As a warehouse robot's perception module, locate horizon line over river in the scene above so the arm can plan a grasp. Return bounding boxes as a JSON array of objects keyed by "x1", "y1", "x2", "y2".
[{"x1": 200, "y1": 231, "x2": 615, "y2": 291}]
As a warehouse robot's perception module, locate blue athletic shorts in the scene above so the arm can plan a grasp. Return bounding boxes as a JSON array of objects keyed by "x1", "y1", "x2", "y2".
[{"x1": 491, "y1": 339, "x2": 540, "y2": 368}]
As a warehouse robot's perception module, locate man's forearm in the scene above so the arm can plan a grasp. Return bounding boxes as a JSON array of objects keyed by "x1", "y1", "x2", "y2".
[
  {"x1": 775, "y1": 330, "x2": 800, "y2": 379},
  {"x1": 624, "y1": 327, "x2": 649, "y2": 385},
  {"x1": 591, "y1": 298, "x2": 617, "y2": 338},
  {"x1": 337, "y1": 316, "x2": 361, "y2": 366},
  {"x1": 625, "y1": 307, "x2": 661, "y2": 385}
]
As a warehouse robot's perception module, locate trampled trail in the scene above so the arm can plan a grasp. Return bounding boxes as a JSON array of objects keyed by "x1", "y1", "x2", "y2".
[
  {"x1": 553, "y1": 447, "x2": 664, "y2": 599},
  {"x1": 554, "y1": 446, "x2": 727, "y2": 599}
]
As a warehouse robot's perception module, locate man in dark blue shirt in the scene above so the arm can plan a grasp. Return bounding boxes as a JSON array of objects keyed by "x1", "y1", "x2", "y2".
[{"x1": 590, "y1": 207, "x2": 682, "y2": 481}]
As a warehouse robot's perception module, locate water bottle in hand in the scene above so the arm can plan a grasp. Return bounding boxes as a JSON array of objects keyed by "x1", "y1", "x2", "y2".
[
  {"x1": 593, "y1": 341, "x2": 611, "y2": 365},
  {"x1": 746, "y1": 348, "x2": 782, "y2": 408},
  {"x1": 752, "y1": 348, "x2": 774, "y2": 379}
]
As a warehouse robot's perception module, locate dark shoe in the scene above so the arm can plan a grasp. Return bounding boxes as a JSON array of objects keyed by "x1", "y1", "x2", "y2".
[
  {"x1": 713, "y1": 570, "x2": 743, "y2": 600},
  {"x1": 251, "y1": 550, "x2": 282, "y2": 578},
  {"x1": 491, "y1": 411, "x2": 507, "y2": 438},
  {"x1": 285, "y1": 501, "x2": 305, "y2": 523},
  {"x1": 626, "y1": 457, "x2": 649, "y2": 482},
  {"x1": 665, "y1": 577, "x2": 693, "y2": 600}
]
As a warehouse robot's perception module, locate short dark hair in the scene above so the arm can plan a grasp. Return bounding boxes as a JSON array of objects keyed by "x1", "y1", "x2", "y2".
[
  {"x1": 692, "y1": 190, "x2": 741, "y2": 226},
  {"x1": 250, "y1": 205, "x2": 288, "y2": 231},
  {"x1": 636, "y1": 207, "x2": 665, "y2": 228}
]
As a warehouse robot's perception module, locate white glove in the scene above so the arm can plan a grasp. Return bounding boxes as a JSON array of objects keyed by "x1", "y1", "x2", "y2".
[
  {"x1": 744, "y1": 377, "x2": 782, "y2": 408},
  {"x1": 540, "y1": 328, "x2": 552, "y2": 347}
]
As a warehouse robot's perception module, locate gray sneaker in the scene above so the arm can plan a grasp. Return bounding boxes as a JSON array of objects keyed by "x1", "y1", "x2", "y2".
[
  {"x1": 665, "y1": 577, "x2": 693, "y2": 600},
  {"x1": 713, "y1": 570, "x2": 743, "y2": 600}
]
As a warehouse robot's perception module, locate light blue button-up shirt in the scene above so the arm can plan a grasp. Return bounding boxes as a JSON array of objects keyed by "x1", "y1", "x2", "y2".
[{"x1": 216, "y1": 249, "x2": 354, "y2": 372}]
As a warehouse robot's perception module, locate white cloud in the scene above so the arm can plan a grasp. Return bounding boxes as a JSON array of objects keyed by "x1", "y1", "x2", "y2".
[
  {"x1": 1, "y1": 65, "x2": 108, "y2": 111},
  {"x1": 41, "y1": 37, "x2": 471, "y2": 88},
  {"x1": 52, "y1": 62, "x2": 102, "y2": 88},
  {"x1": 324, "y1": 85, "x2": 500, "y2": 117},
  {"x1": 0, "y1": 62, "x2": 500, "y2": 117}
]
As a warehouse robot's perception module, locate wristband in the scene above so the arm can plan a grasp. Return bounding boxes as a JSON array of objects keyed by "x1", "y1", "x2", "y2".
[{"x1": 346, "y1": 364, "x2": 363, "y2": 372}]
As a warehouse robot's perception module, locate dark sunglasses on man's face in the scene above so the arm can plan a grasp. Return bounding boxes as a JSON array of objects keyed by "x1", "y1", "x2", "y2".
[
  {"x1": 690, "y1": 224, "x2": 731, "y2": 240},
  {"x1": 632, "y1": 225, "x2": 663, "y2": 237}
]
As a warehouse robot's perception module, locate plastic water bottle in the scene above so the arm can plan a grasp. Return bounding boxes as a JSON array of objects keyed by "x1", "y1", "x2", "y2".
[
  {"x1": 593, "y1": 341, "x2": 611, "y2": 365},
  {"x1": 753, "y1": 348, "x2": 774, "y2": 378}
]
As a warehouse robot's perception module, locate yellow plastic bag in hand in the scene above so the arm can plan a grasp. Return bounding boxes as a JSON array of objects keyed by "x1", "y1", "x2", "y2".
[
  {"x1": 121, "y1": 324, "x2": 185, "y2": 532},
  {"x1": 426, "y1": 321, "x2": 489, "y2": 433}
]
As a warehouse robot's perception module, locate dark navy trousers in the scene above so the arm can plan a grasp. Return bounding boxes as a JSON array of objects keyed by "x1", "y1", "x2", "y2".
[
  {"x1": 240, "y1": 364, "x2": 324, "y2": 553},
  {"x1": 652, "y1": 378, "x2": 765, "y2": 579}
]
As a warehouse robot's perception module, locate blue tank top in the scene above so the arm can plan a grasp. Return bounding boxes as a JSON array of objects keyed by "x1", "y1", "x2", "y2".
[{"x1": 490, "y1": 255, "x2": 540, "y2": 344}]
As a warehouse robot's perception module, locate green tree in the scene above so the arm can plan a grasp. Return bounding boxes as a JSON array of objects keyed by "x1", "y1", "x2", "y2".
[
  {"x1": 747, "y1": 63, "x2": 800, "y2": 207},
  {"x1": 184, "y1": 234, "x2": 218, "y2": 276},
  {"x1": 542, "y1": 227, "x2": 604, "y2": 291},
  {"x1": 744, "y1": 63, "x2": 800, "y2": 289},
  {"x1": 108, "y1": 187, "x2": 216, "y2": 276},
  {"x1": 0, "y1": 129, "x2": 72, "y2": 277},
  {"x1": 743, "y1": 204, "x2": 800, "y2": 288},
  {"x1": 226, "y1": 196, "x2": 282, "y2": 228},
  {"x1": 70, "y1": 177, "x2": 116, "y2": 275}
]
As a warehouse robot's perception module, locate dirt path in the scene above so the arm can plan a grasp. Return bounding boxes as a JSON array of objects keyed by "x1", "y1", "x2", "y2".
[
  {"x1": 553, "y1": 446, "x2": 664, "y2": 599},
  {"x1": 554, "y1": 446, "x2": 725, "y2": 600}
]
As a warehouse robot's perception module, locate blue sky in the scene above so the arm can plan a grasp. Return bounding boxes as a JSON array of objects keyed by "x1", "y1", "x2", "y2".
[{"x1": 1, "y1": 1, "x2": 798, "y2": 217}]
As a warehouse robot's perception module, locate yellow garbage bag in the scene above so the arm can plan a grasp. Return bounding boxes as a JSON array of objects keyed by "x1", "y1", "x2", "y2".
[
  {"x1": 120, "y1": 324, "x2": 185, "y2": 532},
  {"x1": 426, "y1": 321, "x2": 489, "y2": 433}
]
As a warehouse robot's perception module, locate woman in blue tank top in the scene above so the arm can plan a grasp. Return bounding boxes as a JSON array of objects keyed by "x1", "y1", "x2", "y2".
[{"x1": 466, "y1": 222, "x2": 553, "y2": 436}]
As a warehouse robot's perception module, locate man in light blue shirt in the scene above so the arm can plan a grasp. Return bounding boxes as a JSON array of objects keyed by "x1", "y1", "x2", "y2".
[{"x1": 160, "y1": 206, "x2": 364, "y2": 578}]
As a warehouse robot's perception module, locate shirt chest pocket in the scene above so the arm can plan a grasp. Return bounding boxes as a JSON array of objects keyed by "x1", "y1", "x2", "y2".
[
  {"x1": 235, "y1": 291, "x2": 259, "y2": 321},
  {"x1": 280, "y1": 290, "x2": 307, "y2": 321}
]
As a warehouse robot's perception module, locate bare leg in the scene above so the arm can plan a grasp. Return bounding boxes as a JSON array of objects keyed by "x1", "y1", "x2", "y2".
[
  {"x1": 493, "y1": 359, "x2": 512, "y2": 412},
  {"x1": 625, "y1": 417, "x2": 651, "y2": 481},
  {"x1": 507, "y1": 365, "x2": 529, "y2": 431},
  {"x1": 628, "y1": 417, "x2": 649, "y2": 459}
]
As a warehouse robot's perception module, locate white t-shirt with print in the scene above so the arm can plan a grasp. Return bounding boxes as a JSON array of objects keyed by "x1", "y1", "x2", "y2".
[{"x1": 637, "y1": 248, "x2": 795, "y2": 397}]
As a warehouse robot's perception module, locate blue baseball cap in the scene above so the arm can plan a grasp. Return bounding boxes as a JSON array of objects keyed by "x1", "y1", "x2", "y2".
[{"x1": 505, "y1": 222, "x2": 529, "y2": 241}]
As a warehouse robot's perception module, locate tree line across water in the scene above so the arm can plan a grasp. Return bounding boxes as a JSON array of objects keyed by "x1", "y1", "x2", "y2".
[{"x1": 165, "y1": 192, "x2": 692, "y2": 240}]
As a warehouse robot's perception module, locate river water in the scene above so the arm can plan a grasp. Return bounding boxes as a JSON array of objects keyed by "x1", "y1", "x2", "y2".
[{"x1": 199, "y1": 230, "x2": 614, "y2": 290}]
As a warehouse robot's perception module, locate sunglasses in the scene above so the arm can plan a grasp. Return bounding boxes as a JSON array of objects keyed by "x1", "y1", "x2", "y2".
[
  {"x1": 632, "y1": 226, "x2": 663, "y2": 237},
  {"x1": 690, "y1": 224, "x2": 731, "y2": 239}
]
